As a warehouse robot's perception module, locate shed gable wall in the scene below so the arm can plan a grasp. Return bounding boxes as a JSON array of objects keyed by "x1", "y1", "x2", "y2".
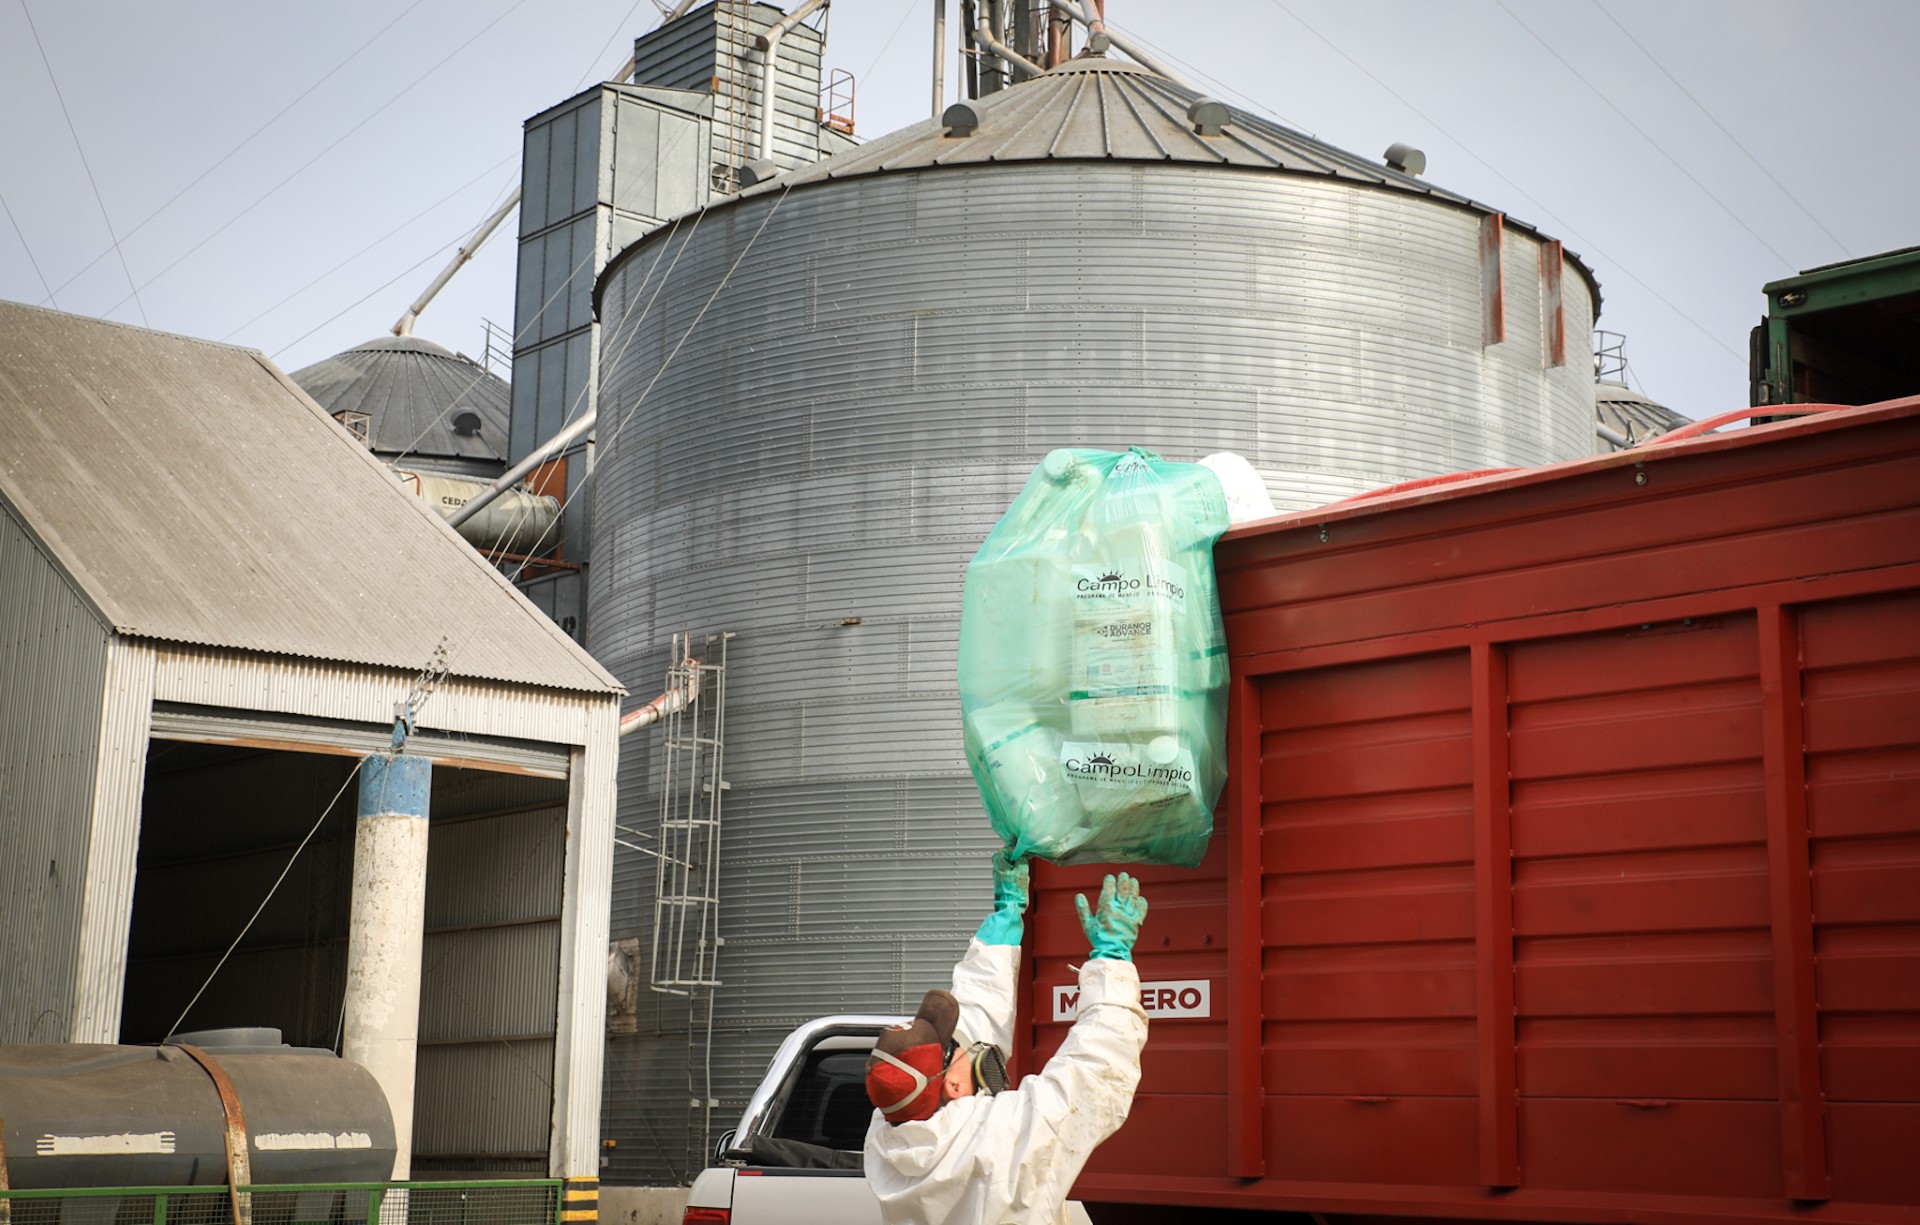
[{"x1": 0, "y1": 501, "x2": 116, "y2": 1042}]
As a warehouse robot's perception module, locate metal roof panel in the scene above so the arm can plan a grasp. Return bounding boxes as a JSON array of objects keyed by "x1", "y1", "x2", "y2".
[
  {"x1": 703, "y1": 55, "x2": 1599, "y2": 305},
  {"x1": 290, "y1": 335, "x2": 510, "y2": 466},
  {"x1": 0, "y1": 301, "x2": 620, "y2": 695}
]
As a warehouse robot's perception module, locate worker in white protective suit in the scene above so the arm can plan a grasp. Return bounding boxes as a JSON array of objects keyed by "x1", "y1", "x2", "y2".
[{"x1": 863, "y1": 852, "x2": 1150, "y2": 1225}]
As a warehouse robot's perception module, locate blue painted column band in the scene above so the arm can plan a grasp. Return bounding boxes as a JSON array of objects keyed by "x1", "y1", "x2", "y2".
[{"x1": 359, "y1": 752, "x2": 432, "y2": 820}]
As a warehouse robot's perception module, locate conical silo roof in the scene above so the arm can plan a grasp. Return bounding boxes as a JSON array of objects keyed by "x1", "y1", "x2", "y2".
[
  {"x1": 720, "y1": 54, "x2": 1598, "y2": 300},
  {"x1": 1596, "y1": 381, "x2": 1692, "y2": 448},
  {"x1": 290, "y1": 334, "x2": 510, "y2": 472}
]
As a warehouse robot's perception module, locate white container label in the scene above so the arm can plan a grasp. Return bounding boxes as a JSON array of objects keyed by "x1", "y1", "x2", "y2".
[
  {"x1": 36, "y1": 1132, "x2": 177, "y2": 1156},
  {"x1": 255, "y1": 1131, "x2": 375, "y2": 1151}
]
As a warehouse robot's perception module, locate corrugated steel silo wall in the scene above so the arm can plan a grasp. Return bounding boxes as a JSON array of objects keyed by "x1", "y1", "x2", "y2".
[
  {"x1": 0, "y1": 502, "x2": 116, "y2": 1043},
  {"x1": 590, "y1": 162, "x2": 1596, "y2": 1184}
]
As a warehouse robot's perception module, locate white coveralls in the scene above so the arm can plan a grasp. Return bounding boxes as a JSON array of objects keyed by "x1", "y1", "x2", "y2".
[{"x1": 863, "y1": 938, "x2": 1149, "y2": 1225}]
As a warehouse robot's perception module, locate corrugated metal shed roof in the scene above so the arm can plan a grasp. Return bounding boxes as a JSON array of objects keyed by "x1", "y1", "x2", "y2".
[
  {"x1": 1596, "y1": 380, "x2": 1692, "y2": 448},
  {"x1": 289, "y1": 335, "x2": 509, "y2": 468},
  {"x1": 722, "y1": 56, "x2": 1598, "y2": 300},
  {"x1": 0, "y1": 301, "x2": 620, "y2": 695}
]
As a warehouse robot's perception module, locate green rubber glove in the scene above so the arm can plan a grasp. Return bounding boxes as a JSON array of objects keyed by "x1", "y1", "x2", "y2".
[
  {"x1": 1075, "y1": 872, "x2": 1148, "y2": 962},
  {"x1": 974, "y1": 849, "x2": 1029, "y2": 946}
]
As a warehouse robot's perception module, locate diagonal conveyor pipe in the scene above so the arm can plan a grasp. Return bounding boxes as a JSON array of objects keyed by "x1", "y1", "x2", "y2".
[
  {"x1": 620, "y1": 661, "x2": 703, "y2": 736},
  {"x1": 445, "y1": 409, "x2": 595, "y2": 529},
  {"x1": 392, "y1": 190, "x2": 522, "y2": 337},
  {"x1": 976, "y1": 15, "x2": 1043, "y2": 82}
]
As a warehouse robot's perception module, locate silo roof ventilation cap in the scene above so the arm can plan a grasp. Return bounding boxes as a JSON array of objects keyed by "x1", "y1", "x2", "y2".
[
  {"x1": 741, "y1": 157, "x2": 781, "y2": 186},
  {"x1": 452, "y1": 409, "x2": 484, "y2": 437},
  {"x1": 943, "y1": 101, "x2": 982, "y2": 137},
  {"x1": 1384, "y1": 142, "x2": 1427, "y2": 176},
  {"x1": 1187, "y1": 98, "x2": 1231, "y2": 136}
]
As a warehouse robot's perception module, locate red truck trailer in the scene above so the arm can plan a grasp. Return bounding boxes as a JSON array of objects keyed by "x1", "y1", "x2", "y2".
[{"x1": 1023, "y1": 396, "x2": 1920, "y2": 1223}]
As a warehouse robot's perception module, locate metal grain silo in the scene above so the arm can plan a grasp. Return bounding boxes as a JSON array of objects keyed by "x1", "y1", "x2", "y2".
[
  {"x1": 291, "y1": 335, "x2": 511, "y2": 480},
  {"x1": 590, "y1": 57, "x2": 1600, "y2": 1182}
]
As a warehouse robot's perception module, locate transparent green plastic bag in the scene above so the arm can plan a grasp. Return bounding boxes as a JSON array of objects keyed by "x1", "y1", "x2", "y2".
[{"x1": 959, "y1": 447, "x2": 1230, "y2": 868}]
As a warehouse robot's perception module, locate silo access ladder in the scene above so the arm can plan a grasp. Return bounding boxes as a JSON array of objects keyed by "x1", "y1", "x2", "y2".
[
  {"x1": 646, "y1": 632, "x2": 730, "y2": 1170},
  {"x1": 650, "y1": 631, "x2": 730, "y2": 995}
]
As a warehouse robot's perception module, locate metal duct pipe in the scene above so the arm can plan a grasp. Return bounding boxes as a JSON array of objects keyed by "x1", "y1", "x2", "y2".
[
  {"x1": 976, "y1": 15, "x2": 1044, "y2": 81},
  {"x1": 392, "y1": 189, "x2": 521, "y2": 337},
  {"x1": 619, "y1": 658, "x2": 704, "y2": 736},
  {"x1": 1045, "y1": 0, "x2": 1198, "y2": 90},
  {"x1": 931, "y1": 0, "x2": 945, "y2": 118},
  {"x1": 755, "y1": 0, "x2": 830, "y2": 164},
  {"x1": 1046, "y1": 5, "x2": 1070, "y2": 67},
  {"x1": 446, "y1": 408, "x2": 596, "y2": 530},
  {"x1": 1597, "y1": 422, "x2": 1633, "y2": 448}
]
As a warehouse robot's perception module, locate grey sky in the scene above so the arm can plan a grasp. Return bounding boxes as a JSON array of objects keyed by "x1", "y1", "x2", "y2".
[{"x1": 2, "y1": 0, "x2": 1912, "y2": 422}]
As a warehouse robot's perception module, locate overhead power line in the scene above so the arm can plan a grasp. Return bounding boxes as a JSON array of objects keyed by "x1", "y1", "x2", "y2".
[
  {"x1": 222, "y1": 155, "x2": 518, "y2": 342},
  {"x1": 1261, "y1": 0, "x2": 1746, "y2": 368},
  {"x1": 18, "y1": 0, "x2": 148, "y2": 325},
  {"x1": 1591, "y1": 0, "x2": 1851, "y2": 262},
  {"x1": 44, "y1": 0, "x2": 435, "y2": 304},
  {"x1": 270, "y1": 240, "x2": 460, "y2": 360},
  {"x1": 103, "y1": 0, "x2": 540, "y2": 318},
  {"x1": 576, "y1": 0, "x2": 650, "y2": 91},
  {"x1": 1, "y1": 193, "x2": 58, "y2": 306},
  {"x1": 1492, "y1": 0, "x2": 1798, "y2": 271}
]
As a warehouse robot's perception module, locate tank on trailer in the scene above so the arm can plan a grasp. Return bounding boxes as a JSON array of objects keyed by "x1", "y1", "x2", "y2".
[{"x1": 1, "y1": 1028, "x2": 396, "y2": 1189}]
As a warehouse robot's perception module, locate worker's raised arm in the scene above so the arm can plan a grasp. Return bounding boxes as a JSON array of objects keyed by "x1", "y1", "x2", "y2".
[
  {"x1": 949, "y1": 850, "x2": 1027, "y2": 1050},
  {"x1": 1019, "y1": 874, "x2": 1150, "y2": 1157}
]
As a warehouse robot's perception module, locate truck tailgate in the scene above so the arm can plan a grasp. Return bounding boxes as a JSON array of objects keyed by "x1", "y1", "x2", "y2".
[{"x1": 729, "y1": 1168, "x2": 881, "y2": 1224}]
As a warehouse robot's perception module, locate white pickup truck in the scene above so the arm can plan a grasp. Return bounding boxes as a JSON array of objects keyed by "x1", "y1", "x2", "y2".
[
  {"x1": 680, "y1": 1013, "x2": 1102, "y2": 1225},
  {"x1": 680, "y1": 1014, "x2": 900, "y2": 1225}
]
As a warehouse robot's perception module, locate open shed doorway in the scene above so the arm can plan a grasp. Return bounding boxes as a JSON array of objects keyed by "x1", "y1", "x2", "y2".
[{"x1": 122, "y1": 738, "x2": 571, "y2": 1177}]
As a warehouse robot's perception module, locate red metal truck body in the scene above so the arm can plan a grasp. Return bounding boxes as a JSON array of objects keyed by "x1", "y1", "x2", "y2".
[{"x1": 1022, "y1": 396, "x2": 1920, "y2": 1223}]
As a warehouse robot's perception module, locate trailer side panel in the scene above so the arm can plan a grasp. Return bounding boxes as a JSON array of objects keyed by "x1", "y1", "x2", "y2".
[{"x1": 1030, "y1": 397, "x2": 1920, "y2": 1223}]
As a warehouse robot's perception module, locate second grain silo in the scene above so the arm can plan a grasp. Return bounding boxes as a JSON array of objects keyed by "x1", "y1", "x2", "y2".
[{"x1": 590, "y1": 53, "x2": 1601, "y2": 1182}]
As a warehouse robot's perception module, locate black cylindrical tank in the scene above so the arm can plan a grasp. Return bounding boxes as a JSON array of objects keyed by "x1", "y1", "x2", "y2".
[{"x1": 0, "y1": 1029, "x2": 396, "y2": 1188}]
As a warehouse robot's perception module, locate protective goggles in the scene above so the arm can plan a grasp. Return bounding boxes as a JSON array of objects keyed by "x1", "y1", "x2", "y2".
[{"x1": 952, "y1": 1040, "x2": 1010, "y2": 1096}]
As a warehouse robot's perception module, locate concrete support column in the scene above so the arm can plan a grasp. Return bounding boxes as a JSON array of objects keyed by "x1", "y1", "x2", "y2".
[{"x1": 342, "y1": 751, "x2": 432, "y2": 1181}]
